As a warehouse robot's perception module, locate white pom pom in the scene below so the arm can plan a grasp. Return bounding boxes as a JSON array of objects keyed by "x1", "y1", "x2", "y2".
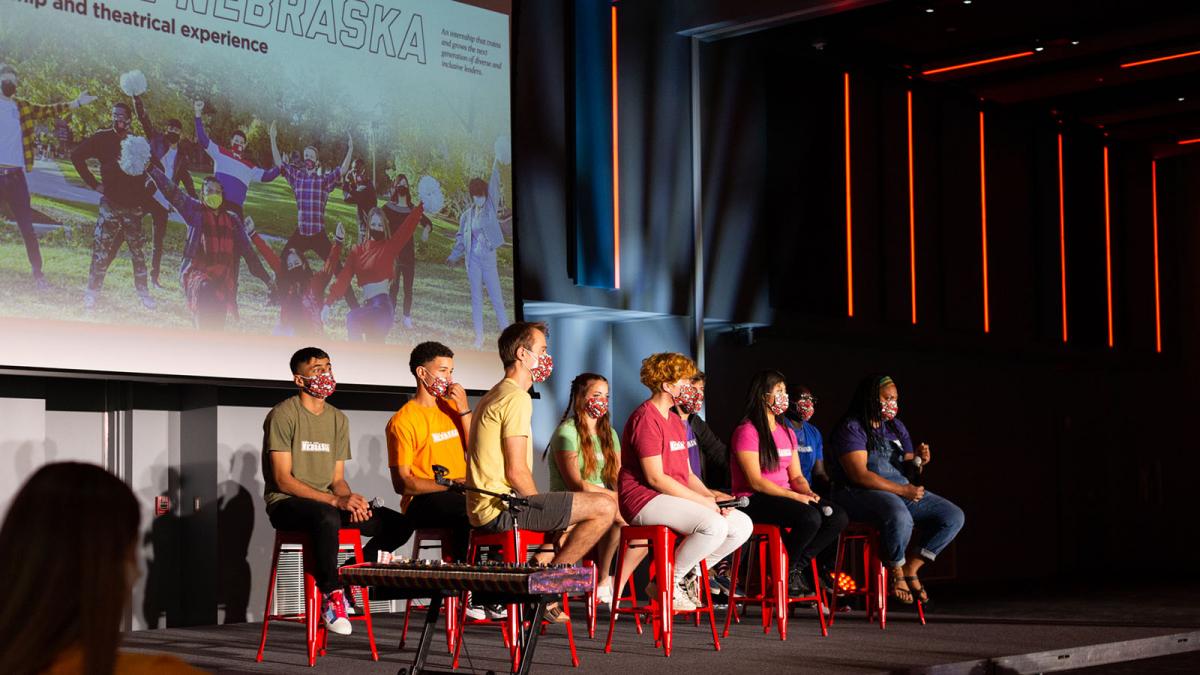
[
  {"x1": 493, "y1": 135, "x2": 511, "y2": 165},
  {"x1": 417, "y1": 176, "x2": 444, "y2": 214},
  {"x1": 119, "y1": 70, "x2": 147, "y2": 97},
  {"x1": 119, "y1": 136, "x2": 152, "y2": 176}
]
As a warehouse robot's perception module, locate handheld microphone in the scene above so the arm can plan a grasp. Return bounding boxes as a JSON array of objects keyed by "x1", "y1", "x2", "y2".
[
  {"x1": 432, "y1": 464, "x2": 462, "y2": 491},
  {"x1": 815, "y1": 503, "x2": 833, "y2": 517},
  {"x1": 716, "y1": 496, "x2": 749, "y2": 509}
]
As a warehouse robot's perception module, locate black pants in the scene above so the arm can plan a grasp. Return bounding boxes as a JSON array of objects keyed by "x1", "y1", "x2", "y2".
[
  {"x1": 404, "y1": 491, "x2": 471, "y2": 561},
  {"x1": 741, "y1": 492, "x2": 849, "y2": 569},
  {"x1": 286, "y1": 230, "x2": 358, "y2": 309},
  {"x1": 267, "y1": 497, "x2": 413, "y2": 594},
  {"x1": 146, "y1": 198, "x2": 169, "y2": 282},
  {"x1": 389, "y1": 239, "x2": 415, "y2": 318}
]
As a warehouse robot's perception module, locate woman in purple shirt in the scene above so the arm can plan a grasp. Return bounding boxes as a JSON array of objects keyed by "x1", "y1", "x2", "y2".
[
  {"x1": 731, "y1": 370, "x2": 847, "y2": 596},
  {"x1": 829, "y1": 375, "x2": 965, "y2": 605}
]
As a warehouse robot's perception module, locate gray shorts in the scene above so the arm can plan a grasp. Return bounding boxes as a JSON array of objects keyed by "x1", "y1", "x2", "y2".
[{"x1": 478, "y1": 491, "x2": 574, "y2": 534}]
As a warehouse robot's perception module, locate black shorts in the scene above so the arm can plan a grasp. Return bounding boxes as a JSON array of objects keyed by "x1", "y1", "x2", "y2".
[{"x1": 478, "y1": 491, "x2": 573, "y2": 534}]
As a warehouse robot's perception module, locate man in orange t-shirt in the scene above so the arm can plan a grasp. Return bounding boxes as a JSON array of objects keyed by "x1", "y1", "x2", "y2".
[{"x1": 386, "y1": 341, "x2": 473, "y2": 559}]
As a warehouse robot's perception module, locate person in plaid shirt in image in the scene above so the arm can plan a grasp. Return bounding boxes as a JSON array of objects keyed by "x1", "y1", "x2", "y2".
[
  {"x1": 269, "y1": 121, "x2": 358, "y2": 309},
  {"x1": 148, "y1": 167, "x2": 262, "y2": 330},
  {"x1": 0, "y1": 63, "x2": 97, "y2": 289}
]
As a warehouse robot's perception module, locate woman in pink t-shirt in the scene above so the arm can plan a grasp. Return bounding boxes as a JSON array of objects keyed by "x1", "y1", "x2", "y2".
[
  {"x1": 618, "y1": 353, "x2": 752, "y2": 612},
  {"x1": 731, "y1": 370, "x2": 848, "y2": 597}
]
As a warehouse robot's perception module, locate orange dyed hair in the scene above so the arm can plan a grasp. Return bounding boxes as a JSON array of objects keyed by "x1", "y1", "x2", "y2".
[{"x1": 639, "y1": 352, "x2": 697, "y2": 394}]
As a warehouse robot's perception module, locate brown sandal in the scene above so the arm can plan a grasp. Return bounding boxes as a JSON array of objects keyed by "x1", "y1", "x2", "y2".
[
  {"x1": 889, "y1": 573, "x2": 914, "y2": 604},
  {"x1": 904, "y1": 576, "x2": 929, "y2": 604}
]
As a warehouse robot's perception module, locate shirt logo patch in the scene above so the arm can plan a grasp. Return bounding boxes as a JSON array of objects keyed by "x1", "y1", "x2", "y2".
[
  {"x1": 797, "y1": 445, "x2": 813, "y2": 454},
  {"x1": 432, "y1": 429, "x2": 460, "y2": 443},
  {"x1": 669, "y1": 440, "x2": 688, "y2": 452},
  {"x1": 301, "y1": 440, "x2": 331, "y2": 453}
]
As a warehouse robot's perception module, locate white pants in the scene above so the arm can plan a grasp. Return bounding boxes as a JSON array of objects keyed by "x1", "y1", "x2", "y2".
[{"x1": 631, "y1": 493, "x2": 753, "y2": 583}]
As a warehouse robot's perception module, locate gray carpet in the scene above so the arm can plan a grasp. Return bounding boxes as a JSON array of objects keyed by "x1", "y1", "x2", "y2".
[{"x1": 121, "y1": 593, "x2": 1200, "y2": 675}]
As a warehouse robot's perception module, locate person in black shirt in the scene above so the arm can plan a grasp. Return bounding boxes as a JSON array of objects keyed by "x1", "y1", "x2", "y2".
[
  {"x1": 677, "y1": 372, "x2": 730, "y2": 490},
  {"x1": 73, "y1": 102, "x2": 156, "y2": 310},
  {"x1": 132, "y1": 94, "x2": 196, "y2": 288},
  {"x1": 381, "y1": 174, "x2": 431, "y2": 329},
  {"x1": 342, "y1": 158, "x2": 377, "y2": 241}
]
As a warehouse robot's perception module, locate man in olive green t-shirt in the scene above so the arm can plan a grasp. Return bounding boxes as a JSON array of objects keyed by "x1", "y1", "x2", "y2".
[
  {"x1": 263, "y1": 347, "x2": 412, "y2": 636},
  {"x1": 466, "y1": 322, "x2": 615, "y2": 622}
]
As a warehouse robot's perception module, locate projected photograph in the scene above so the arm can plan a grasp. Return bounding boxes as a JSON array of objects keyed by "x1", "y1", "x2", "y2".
[{"x1": 0, "y1": 0, "x2": 514, "y2": 384}]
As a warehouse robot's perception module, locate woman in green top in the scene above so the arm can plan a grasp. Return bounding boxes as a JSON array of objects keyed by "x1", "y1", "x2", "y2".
[{"x1": 545, "y1": 373, "x2": 646, "y2": 605}]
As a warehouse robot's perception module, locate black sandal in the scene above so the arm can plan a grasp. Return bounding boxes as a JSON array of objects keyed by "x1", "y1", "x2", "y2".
[
  {"x1": 904, "y1": 576, "x2": 929, "y2": 604},
  {"x1": 889, "y1": 573, "x2": 914, "y2": 605}
]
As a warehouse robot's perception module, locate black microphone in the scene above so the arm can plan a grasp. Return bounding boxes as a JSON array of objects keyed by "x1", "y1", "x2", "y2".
[
  {"x1": 432, "y1": 464, "x2": 458, "y2": 489},
  {"x1": 716, "y1": 496, "x2": 749, "y2": 509}
]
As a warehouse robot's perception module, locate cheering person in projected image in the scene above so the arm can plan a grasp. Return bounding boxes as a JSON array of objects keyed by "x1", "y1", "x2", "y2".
[
  {"x1": 323, "y1": 179, "x2": 444, "y2": 342},
  {"x1": 245, "y1": 216, "x2": 345, "y2": 337},
  {"x1": 148, "y1": 165, "x2": 265, "y2": 330},
  {"x1": 446, "y1": 137, "x2": 511, "y2": 349},
  {"x1": 0, "y1": 63, "x2": 96, "y2": 290}
]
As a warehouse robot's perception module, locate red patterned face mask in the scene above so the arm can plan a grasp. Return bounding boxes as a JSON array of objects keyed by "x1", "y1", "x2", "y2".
[
  {"x1": 796, "y1": 398, "x2": 815, "y2": 421},
  {"x1": 584, "y1": 396, "x2": 608, "y2": 419},
  {"x1": 423, "y1": 373, "x2": 451, "y2": 398},
  {"x1": 768, "y1": 392, "x2": 789, "y2": 416},
  {"x1": 529, "y1": 352, "x2": 554, "y2": 383},
  {"x1": 881, "y1": 399, "x2": 898, "y2": 422},
  {"x1": 301, "y1": 371, "x2": 337, "y2": 399},
  {"x1": 673, "y1": 383, "x2": 702, "y2": 415}
]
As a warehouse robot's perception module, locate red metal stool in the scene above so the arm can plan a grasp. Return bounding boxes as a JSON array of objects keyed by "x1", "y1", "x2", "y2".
[
  {"x1": 830, "y1": 522, "x2": 925, "y2": 629},
  {"x1": 603, "y1": 525, "x2": 721, "y2": 657},
  {"x1": 398, "y1": 528, "x2": 461, "y2": 654},
  {"x1": 256, "y1": 529, "x2": 379, "y2": 666},
  {"x1": 452, "y1": 529, "x2": 580, "y2": 671},
  {"x1": 722, "y1": 523, "x2": 829, "y2": 640}
]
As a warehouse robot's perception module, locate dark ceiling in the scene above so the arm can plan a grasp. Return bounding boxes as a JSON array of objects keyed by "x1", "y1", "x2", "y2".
[{"x1": 685, "y1": 0, "x2": 1200, "y2": 157}]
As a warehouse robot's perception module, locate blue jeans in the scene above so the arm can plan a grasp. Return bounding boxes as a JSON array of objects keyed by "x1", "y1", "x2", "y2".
[
  {"x1": 833, "y1": 487, "x2": 964, "y2": 567},
  {"x1": 0, "y1": 170, "x2": 42, "y2": 277},
  {"x1": 467, "y1": 247, "x2": 508, "y2": 342},
  {"x1": 346, "y1": 293, "x2": 394, "y2": 342}
]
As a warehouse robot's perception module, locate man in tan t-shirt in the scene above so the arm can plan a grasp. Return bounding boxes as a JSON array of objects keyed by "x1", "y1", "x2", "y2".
[
  {"x1": 466, "y1": 322, "x2": 615, "y2": 622},
  {"x1": 263, "y1": 347, "x2": 413, "y2": 637}
]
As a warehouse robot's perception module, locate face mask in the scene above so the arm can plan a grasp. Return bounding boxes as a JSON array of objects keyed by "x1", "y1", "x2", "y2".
[
  {"x1": 300, "y1": 371, "x2": 337, "y2": 399},
  {"x1": 584, "y1": 396, "x2": 608, "y2": 419},
  {"x1": 422, "y1": 371, "x2": 451, "y2": 398},
  {"x1": 795, "y1": 398, "x2": 815, "y2": 421},
  {"x1": 473, "y1": 195, "x2": 486, "y2": 207},
  {"x1": 369, "y1": 220, "x2": 386, "y2": 240},
  {"x1": 1, "y1": 80, "x2": 17, "y2": 97},
  {"x1": 672, "y1": 383, "x2": 702, "y2": 415},
  {"x1": 164, "y1": 131, "x2": 180, "y2": 145},
  {"x1": 768, "y1": 392, "x2": 789, "y2": 416},
  {"x1": 304, "y1": 159, "x2": 316, "y2": 171},
  {"x1": 230, "y1": 142, "x2": 245, "y2": 158},
  {"x1": 881, "y1": 399, "x2": 898, "y2": 422},
  {"x1": 113, "y1": 117, "x2": 129, "y2": 134},
  {"x1": 285, "y1": 251, "x2": 303, "y2": 270},
  {"x1": 203, "y1": 193, "x2": 223, "y2": 209},
  {"x1": 527, "y1": 352, "x2": 553, "y2": 383}
]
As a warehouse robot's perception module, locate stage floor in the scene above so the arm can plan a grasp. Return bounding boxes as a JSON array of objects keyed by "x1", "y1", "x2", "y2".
[{"x1": 122, "y1": 582, "x2": 1200, "y2": 674}]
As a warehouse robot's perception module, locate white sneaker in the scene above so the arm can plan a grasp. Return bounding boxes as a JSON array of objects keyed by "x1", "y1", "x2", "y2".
[
  {"x1": 138, "y1": 292, "x2": 156, "y2": 310},
  {"x1": 596, "y1": 581, "x2": 614, "y2": 606},
  {"x1": 484, "y1": 604, "x2": 508, "y2": 620},
  {"x1": 402, "y1": 315, "x2": 414, "y2": 329},
  {"x1": 83, "y1": 290, "x2": 97, "y2": 309},
  {"x1": 322, "y1": 590, "x2": 353, "y2": 635},
  {"x1": 464, "y1": 605, "x2": 487, "y2": 621},
  {"x1": 672, "y1": 580, "x2": 698, "y2": 611}
]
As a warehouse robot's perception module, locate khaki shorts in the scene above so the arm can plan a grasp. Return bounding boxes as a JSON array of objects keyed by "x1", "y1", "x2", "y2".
[{"x1": 477, "y1": 491, "x2": 574, "y2": 534}]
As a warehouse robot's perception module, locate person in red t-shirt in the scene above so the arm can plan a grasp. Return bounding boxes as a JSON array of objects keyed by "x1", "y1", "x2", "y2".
[
  {"x1": 617, "y1": 352, "x2": 752, "y2": 611},
  {"x1": 323, "y1": 205, "x2": 425, "y2": 341}
]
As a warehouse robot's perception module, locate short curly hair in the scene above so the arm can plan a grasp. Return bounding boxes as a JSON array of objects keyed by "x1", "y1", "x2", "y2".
[{"x1": 639, "y1": 353, "x2": 697, "y2": 394}]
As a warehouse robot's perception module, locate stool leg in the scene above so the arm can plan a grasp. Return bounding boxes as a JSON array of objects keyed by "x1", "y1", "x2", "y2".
[
  {"x1": 759, "y1": 536, "x2": 771, "y2": 632},
  {"x1": 655, "y1": 529, "x2": 673, "y2": 657},
  {"x1": 352, "y1": 538, "x2": 379, "y2": 660},
  {"x1": 400, "y1": 598, "x2": 413, "y2": 649},
  {"x1": 811, "y1": 559, "x2": 828, "y2": 637},
  {"x1": 562, "y1": 591, "x2": 580, "y2": 667},
  {"x1": 603, "y1": 535, "x2": 627, "y2": 653},
  {"x1": 256, "y1": 535, "x2": 282, "y2": 662},
  {"x1": 770, "y1": 532, "x2": 787, "y2": 641},
  {"x1": 829, "y1": 534, "x2": 846, "y2": 626},
  {"x1": 721, "y1": 547, "x2": 742, "y2": 638},
  {"x1": 700, "y1": 560, "x2": 721, "y2": 652},
  {"x1": 305, "y1": 569, "x2": 318, "y2": 667}
]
